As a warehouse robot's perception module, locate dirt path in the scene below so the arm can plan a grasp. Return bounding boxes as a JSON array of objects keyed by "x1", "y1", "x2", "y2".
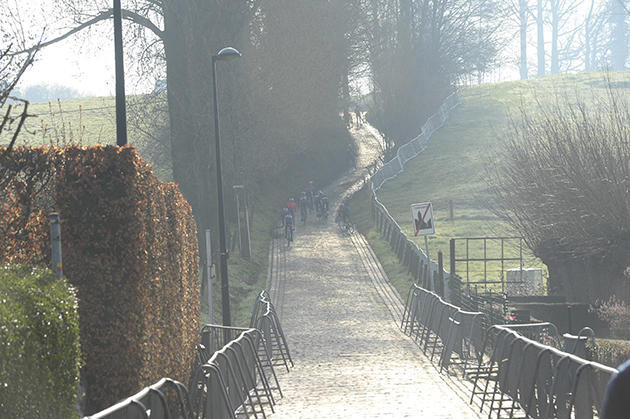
[{"x1": 265, "y1": 123, "x2": 483, "y2": 418}]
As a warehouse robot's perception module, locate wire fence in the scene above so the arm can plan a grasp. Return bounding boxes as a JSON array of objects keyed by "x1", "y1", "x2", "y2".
[{"x1": 368, "y1": 91, "x2": 461, "y2": 296}]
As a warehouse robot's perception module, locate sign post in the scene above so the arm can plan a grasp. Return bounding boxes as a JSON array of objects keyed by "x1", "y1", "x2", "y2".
[{"x1": 411, "y1": 202, "x2": 436, "y2": 290}]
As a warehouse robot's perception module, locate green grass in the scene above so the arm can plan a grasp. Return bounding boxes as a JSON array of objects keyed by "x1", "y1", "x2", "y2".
[
  {"x1": 12, "y1": 96, "x2": 118, "y2": 146},
  {"x1": 351, "y1": 71, "x2": 630, "y2": 296}
]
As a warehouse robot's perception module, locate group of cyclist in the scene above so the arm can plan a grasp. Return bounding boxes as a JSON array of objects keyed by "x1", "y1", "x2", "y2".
[{"x1": 281, "y1": 181, "x2": 352, "y2": 244}]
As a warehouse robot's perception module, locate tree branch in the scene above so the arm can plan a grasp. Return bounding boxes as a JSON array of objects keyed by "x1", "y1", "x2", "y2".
[{"x1": 9, "y1": 8, "x2": 164, "y2": 56}]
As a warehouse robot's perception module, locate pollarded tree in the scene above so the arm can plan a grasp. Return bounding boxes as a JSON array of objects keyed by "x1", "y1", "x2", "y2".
[{"x1": 486, "y1": 73, "x2": 630, "y2": 304}]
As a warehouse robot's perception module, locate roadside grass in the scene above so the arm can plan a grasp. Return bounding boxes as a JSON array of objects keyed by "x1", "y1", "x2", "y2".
[{"x1": 351, "y1": 71, "x2": 630, "y2": 296}]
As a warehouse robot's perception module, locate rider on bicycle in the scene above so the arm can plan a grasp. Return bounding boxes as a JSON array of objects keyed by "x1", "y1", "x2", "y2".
[
  {"x1": 306, "y1": 181, "x2": 314, "y2": 209},
  {"x1": 320, "y1": 193, "x2": 330, "y2": 217},
  {"x1": 299, "y1": 192, "x2": 308, "y2": 222},
  {"x1": 338, "y1": 203, "x2": 350, "y2": 225},
  {"x1": 283, "y1": 208, "x2": 294, "y2": 241},
  {"x1": 285, "y1": 198, "x2": 297, "y2": 217},
  {"x1": 313, "y1": 191, "x2": 322, "y2": 218}
]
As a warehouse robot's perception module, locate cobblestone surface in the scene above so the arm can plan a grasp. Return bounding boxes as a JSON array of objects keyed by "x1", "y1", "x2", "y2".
[{"x1": 264, "y1": 124, "x2": 484, "y2": 418}]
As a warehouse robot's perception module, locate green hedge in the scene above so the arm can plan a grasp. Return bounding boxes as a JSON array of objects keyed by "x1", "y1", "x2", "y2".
[{"x1": 0, "y1": 265, "x2": 81, "y2": 419}]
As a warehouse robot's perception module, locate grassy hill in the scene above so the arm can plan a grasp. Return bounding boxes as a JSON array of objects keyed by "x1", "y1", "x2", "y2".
[{"x1": 350, "y1": 71, "x2": 630, "y2": 295}]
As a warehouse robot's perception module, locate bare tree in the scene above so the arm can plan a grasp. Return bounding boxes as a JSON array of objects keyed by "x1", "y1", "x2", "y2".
[
  {"x1": 486, "y1": 74, "x2": 630, "y2": 304},
  {"x1": 1, "y1": 42, "x2": 37, "y2": 163}
]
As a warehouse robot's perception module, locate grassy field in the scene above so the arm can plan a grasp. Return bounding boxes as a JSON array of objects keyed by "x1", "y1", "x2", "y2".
[
  {"x1": 11, "y1": 96, "x2": 118, "y2": 146},
  {"x1": 351, "y1": 71, "x2": 630, "y2": 296}
]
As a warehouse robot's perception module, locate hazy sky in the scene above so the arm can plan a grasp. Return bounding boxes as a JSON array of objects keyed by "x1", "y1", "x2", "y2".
[{"x1": 19, "y1": 37, "x2": 117, "y2": 97}]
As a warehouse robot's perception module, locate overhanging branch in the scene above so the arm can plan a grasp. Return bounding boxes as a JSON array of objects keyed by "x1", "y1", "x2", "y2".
[{"x1": 9, "y1": 8, "x2": 164, "y2": 56}]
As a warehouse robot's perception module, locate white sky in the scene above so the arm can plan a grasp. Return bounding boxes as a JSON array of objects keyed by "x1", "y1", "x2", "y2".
[
  {"x1": 18, "y1": 37, "x2": 118, "y2": 97},
  {"x1": 12, "y1": 0, "x2": 150, "y2": 98}
]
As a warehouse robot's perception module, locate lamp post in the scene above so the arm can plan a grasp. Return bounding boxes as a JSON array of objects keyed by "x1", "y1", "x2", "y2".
[{"x1": 212, "y1": 47, "x2": 241, "y2": 331}]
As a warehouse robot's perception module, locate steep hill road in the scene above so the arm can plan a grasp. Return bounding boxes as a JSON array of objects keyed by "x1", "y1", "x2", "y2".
[{"x1": 264, "y1": 122, "x2": 484, "y2": 418}]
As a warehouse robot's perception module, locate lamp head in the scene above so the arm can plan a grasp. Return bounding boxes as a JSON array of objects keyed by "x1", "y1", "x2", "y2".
[{"x1": 214, "y1": 47, "x2": 241, "y2": 62}]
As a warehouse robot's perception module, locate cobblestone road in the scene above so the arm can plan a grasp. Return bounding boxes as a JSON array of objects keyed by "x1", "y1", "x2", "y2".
[{"x1": 263, "y1": 124, "x2": 484, "y2": 418}]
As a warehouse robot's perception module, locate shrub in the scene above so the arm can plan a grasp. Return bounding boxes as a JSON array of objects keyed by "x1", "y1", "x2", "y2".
[
  {"x1": 585, "y1": 338, "x2": 630, "y2": 369},
  {"x1": 589, "y1": 296, "x2": 630, "y2": 340},
  {"x1": 0, "y1": 264, "x2": 81, "y2": 419}
]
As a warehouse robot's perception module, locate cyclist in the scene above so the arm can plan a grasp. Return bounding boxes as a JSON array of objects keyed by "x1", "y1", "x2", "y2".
[
  {"x1": 338, "y1": 203, "x2": 350, "y2": 226},
  {"x1": 313, "y1": 191, "x2": 322, "y2": 218},
  {"x1": 285, "y1": 198, "x2": 297, "y2": 217},
  {"x1": 299, "y1": 191, "x2": 308, "y2": 224},
  {"x1": 306, "y1": 181, "x2": 314, "y2": 210},
  {"x1": 320, "y1": 193, "x2": 330, "y2": 220},
  {"x1": 283, "y1": 208, "x2": 294, "y2": 242}
]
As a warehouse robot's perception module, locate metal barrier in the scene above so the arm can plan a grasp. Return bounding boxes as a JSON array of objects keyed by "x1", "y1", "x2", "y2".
[
  {"x1": 401, "y1": 284, "x2": 490, "y2": 375},
  {"x1": 370, "y1": 91, "x2": 461, "y2": 191},
  {"x1": 249, "y1": 291, "x2": 294, "y2": 372},
  {"x1": 470, "y1": 325, "x2": 617, "y2": 419},
  {"x1": 88, "y1": 292, "x2": 290, "y2": 419},
  {"x1": 86, "y1": 378, "x2": 193, "y2": 419}
]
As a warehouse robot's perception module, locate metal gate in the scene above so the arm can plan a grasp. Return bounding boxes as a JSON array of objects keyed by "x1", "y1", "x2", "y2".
[{"x1": 449, "y1": 237, "x2": 524, "y2": 293}]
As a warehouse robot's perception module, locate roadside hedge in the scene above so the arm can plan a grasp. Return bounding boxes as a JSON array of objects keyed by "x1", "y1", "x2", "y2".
[
  {"x1": 0, "y1": 265, "x2": 81, "y2": 419},
  {"x1": 0, "y1": 146, "x2": 200, "y2": 414}
]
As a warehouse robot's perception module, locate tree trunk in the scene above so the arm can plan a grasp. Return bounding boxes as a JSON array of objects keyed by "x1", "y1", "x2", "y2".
[
  {"x1": 546, "y1": 256, "x2": 630, "y2": 304},
  {"x1": 520, "y1": 0, "x2": 529, "y2": 79},
  {"x1": 550, "y1": 0, "x2": 559, "y2": 74},
  {"x1": 537, "y1": 0, "x2": 545, "y2": 77}
]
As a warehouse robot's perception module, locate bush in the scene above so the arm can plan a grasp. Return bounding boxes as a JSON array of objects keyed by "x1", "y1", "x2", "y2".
[
  {"x1": 585, "y1": 338, "x2": 630, "y2": 369},
  {"x1": 589, "y1": 296, "x2": 630, "y2": 340},
  {"x1": 0, "y1": 265, "x2": 81, "y2": 419}
]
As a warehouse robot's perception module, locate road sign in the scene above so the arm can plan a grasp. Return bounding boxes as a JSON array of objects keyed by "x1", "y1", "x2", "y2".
[{"x1": 411, "y1": 202, "x2": 435, "y2": 236}]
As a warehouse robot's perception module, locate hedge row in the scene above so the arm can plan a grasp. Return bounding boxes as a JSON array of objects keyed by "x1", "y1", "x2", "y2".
[
  {"x1": 0, "y1": 265, "x2": 81, "y2": 419},
  {"x1": 0, "y1": 146, "x2": 200, "y2": 414}
]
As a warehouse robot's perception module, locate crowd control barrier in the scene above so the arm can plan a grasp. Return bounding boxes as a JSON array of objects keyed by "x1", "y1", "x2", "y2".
[
  {"x1": 402, "y1": 283, "x2": 617, "y2": 419},
  {"x1": 249, "y1": 290, "x2": 294, "y2": 372},
  {"x1": 401, "y1": 284, "x2": 490, "y2": 375},
  {"x1": 367, "y1": 91, "x2": 461, "y2": 295},
  {"x1": 470, "y1": 325, "x2": 617, "y2": 419},
  {"x1": 87, "y1": 291, "x2": 289, "y2": 419},
  {"x1": 86, "y1": 378, "x2": 194, "y2": 419}
]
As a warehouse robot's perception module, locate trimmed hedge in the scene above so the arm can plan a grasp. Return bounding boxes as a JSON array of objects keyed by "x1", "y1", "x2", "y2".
[
  {"x1": 0, "y1": 146, "x2": 200, "y2": 414},
  {"x1": 0, "y1": 265, "x2": 81, "y2": 419}
]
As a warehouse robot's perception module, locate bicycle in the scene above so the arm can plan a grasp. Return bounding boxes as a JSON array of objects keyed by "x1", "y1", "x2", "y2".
[
  {"x1": 336, "y1": 215, "x2": 354, "y2": 234},
  {"x1": 321, "y1": 204, "x2": 329, "y2": 223},
  {"x1": 300, "y1": 206, "x2": 307, "y2": 225},
  {"x1": 285, "y1": 225, "x2": 294, "y2": 246}
]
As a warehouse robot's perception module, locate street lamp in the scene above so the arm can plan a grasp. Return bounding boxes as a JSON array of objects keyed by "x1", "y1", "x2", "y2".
[{"x1": 212, "y1": 47, "x2": 241, "y2": 330}]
